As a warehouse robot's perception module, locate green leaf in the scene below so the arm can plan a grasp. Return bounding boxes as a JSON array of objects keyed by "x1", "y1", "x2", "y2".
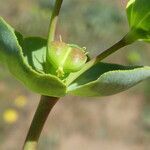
[
  {"x1": 0, "y1": 17, "x2": 66, "y2": 97},
  {"x1": 126, "y1": 0, "x2": 150, "y2": 42},
  {"x1": 68, "y1": 62, "x2": 150, "y2": 97},
  {"x1": 23, "y1": 37, "x2": 47, "y2": 73}
]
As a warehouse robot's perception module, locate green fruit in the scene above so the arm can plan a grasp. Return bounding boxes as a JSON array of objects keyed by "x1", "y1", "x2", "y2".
[
  {"x1": 47, "y1": 41, "x2": 87, "y2": 77},
  {"x1": 126, "y1": 0, "x2": 150, "y2": 42}
]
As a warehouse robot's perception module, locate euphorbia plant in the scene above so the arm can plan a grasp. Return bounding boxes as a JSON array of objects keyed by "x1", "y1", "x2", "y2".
[{"x1": 0, "y1": 0, "x2": 150, "y2": 149}]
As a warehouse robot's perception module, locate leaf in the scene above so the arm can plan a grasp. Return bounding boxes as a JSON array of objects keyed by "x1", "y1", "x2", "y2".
[
  {"x1": 0, "y1": 17, "x2": 66, "y2": 97},
  {"x1": 23, "y1": 37, "x2": 47, "y2": 72},
  {"x1": 126, "y1": 0, "x2": 150, "y2": 41},
  {"x1": 68, "y1": 62, "x2": 150, "y2": 97}
]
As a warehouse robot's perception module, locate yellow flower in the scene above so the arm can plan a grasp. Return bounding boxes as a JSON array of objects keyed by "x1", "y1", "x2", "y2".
[
  {"x1": 14, "y1": 95, "x2": 27, "y2": 108},
  {"x1": 3, "y1": 109, "x2": 19, "y2": 124}
]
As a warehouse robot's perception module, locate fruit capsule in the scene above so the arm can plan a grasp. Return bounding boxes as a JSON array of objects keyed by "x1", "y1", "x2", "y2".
[{"x1": 47, "y1": 41, "x2": 88, "y2": 77}]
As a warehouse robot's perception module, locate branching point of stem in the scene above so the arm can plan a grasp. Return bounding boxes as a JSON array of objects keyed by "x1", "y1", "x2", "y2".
[
  {"x1": 24, "y1": 2, "x2": 64, "y2": 148},
  {"x1": 66, "y1": 35, "x2": 131, "y2": 85}
]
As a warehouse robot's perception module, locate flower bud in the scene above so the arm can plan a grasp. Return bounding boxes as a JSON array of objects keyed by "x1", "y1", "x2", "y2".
[
  {"x1": 47, "y1": 41, "x2": 87, "y2": 77},
  {"x1": 126, "y1": 0, "x2": 150, "y2": 42}
]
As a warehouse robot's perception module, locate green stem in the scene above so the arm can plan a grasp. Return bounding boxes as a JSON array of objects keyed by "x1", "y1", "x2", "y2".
[
  {"x1": 66, "y1": 35, "x2": 131, "y2": 85},
  {"x1": 23, "y1": 1, "x2": 63, "y2": 149},
  {"x1": 23, "y1": 96, "x2": 59, "y2": 150},
  {"x1": 45, "y1": 0, "x2": 63, "y2": 73},
  {"x1": 47, "y1": 0, "x2": 63, "y2": 43}
]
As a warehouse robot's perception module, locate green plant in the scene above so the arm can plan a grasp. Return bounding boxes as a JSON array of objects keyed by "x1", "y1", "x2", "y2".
[{"x1": 0, "y1": 0, "x2": 150, "y2": 149}]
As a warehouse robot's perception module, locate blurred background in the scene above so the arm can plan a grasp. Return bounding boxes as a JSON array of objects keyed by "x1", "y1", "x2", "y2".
[{"x1": 0, "y1": 0, "x2": 150, "y2": 150}]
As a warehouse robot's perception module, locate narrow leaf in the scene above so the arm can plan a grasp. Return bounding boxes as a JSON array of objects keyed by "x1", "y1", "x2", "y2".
[{"x1": 68, "y1": 62, "x2": 150, "y2": 97}]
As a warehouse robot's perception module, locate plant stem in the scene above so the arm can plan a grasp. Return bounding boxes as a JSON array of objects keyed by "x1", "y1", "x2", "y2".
[
  {"x1": 23, "y1": 96, "x2": 59, "y2": 150},
  {"x1": 45, "y1": 0, "x2": 63, "y2": 73},
  {"x1": 66, "y1": 36, "x2": 130, "y2": 85},
  {"x1": 47, "y1": 0, "x2": 63, "y2": 43},
  {"x1": 24, "y1": 1, "x2": 63, "y2": 149}
]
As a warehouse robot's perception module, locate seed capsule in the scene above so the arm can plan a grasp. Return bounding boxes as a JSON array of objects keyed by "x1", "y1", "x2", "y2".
[{"x1": 47, "y1": 41, "x2": 87, "y2": 77}]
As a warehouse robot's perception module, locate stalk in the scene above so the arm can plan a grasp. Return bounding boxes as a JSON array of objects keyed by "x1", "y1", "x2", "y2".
[
  {"x1": 23, "y1": 0, "x2": 63, "y2": 149},
  {"x1": 23, "y1": 96, "x2": 59, "y2": 150},
  {"x1": 46, "y1": 0, "x2": 63, "y2": 73},
  {"x1": 47, "y1": 0, "x2": 63, "y2": 43}
]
